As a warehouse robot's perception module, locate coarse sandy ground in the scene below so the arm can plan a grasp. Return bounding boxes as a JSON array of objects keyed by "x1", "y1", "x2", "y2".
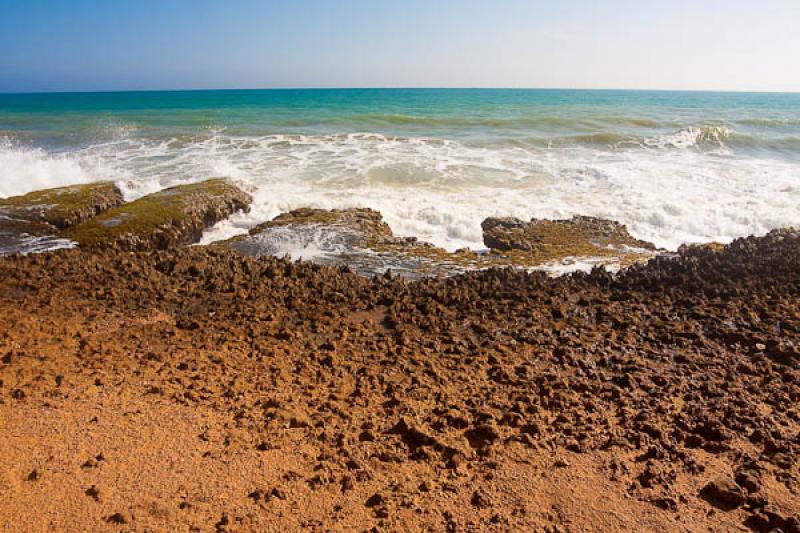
[{"x1": 1, "y1": 230, "x2": 799, "y2": 532}]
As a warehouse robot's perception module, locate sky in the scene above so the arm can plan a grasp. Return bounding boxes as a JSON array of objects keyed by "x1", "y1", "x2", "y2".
[{"x1": 1, "y1": 0, "x2": 799, "y2": 93}]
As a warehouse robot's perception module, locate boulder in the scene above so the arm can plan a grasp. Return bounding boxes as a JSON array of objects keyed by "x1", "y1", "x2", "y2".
[{"x1": 65, "y1": 179, "x2": 252, "y2": 251}]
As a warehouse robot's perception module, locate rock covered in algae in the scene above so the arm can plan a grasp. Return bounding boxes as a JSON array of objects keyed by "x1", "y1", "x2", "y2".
[
  {"x1": 480, "y1": 215, "x2": 658, "y2": 269},
  {"x1": 482, "y1": 215, "x2": 655, "y2": 253},
  {"x1": 225, "y1": 207, "x2": 663, "y2": 278},
  {"x1": 65, "y1": 179, "x2": 252, "y2": 251},
  {"x1": 0, "y1": 182, "x2": 125, "y2": 255},
  {"x1": 221, "y1": 207, "x2": 456, "y2": 278}
]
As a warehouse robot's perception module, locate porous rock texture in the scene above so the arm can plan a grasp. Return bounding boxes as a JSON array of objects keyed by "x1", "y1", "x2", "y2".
[
  {"x1": 482, "y1": 215, "x2": 657, "y2": 265},
  {"x1": 64, "y1": 179, "x2": 252, "y2": 251},
  {"x1": 0, "y1": 228, "x2": 798, "y2": 531}
]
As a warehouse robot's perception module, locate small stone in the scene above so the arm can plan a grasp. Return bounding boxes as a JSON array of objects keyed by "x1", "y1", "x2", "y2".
[
  {"x1": 735, "y1": 470, "x2": 761, "y2": 494},
  {"x1": 471, "y1": 489, "x2": 492, "y2": 509},
  {"x1": 106, "y1": 512, "x2": 129, "y2": 524},
  {"x1": 701, "y1": 476, "x2": 746, "y2": 508},
  {"x1": 365, "y1": 493, "x2": 385, "y2": 508},
  {"x1": 85, "y1": 485, "x2": 100, "y2": 501}
]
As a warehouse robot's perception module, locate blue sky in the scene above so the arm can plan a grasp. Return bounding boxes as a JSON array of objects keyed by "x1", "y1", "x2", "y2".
[{"x1": 1, "y1": 0, "x2": 799, "y2": 93}]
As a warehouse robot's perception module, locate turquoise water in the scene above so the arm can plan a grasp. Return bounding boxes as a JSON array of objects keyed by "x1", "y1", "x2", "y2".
[
  {"x1": 1, "y1": 89, "x2": 799, "y2": 250},
  {"x1": 3, "y1": 89, "x2": 800, "y2": 153}
]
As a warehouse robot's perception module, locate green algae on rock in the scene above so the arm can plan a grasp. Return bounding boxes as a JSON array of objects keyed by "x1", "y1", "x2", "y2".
[
  {"x1": 220, "y1": 207, "x2": 451, "y2": 278},
  {"x1": 65, "y1": 179, "x2": 252, "y2": 251},
  {"x1": 481, "y1": 215, "x2": 658, "y2": 268},
  {"x1": 0, "y1": 182, "x2": 125, "y2": 229},
  {"x1": 224, "y1": 208, "x2": 662, "y2": 279},
  {"x1": 0, "y1": 182, "x2": 125, "y2": 255}
]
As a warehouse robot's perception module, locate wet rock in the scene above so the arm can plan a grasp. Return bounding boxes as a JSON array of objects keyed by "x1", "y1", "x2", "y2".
[
  {"x1": 223, "y1": 208, "x2": 665, "y2": 278},
  {"x1": 0, "y1": 182, "x2": 124, "y2": 255},
  {"x1": 481, "y1": 215, "x2": 657, "y2": 267},
  {"x1": 481, "y1": 217, "x2": 533, "y2": 251},
  {"x1": 0, "y1": 182, "x2": 124, "y2": 229},
  {"x1": 225, "y1": 207, "x2": 468, "y2": 279},
  {"x1": 65, "y1": 179, "x2": 251, "y2": 251}
]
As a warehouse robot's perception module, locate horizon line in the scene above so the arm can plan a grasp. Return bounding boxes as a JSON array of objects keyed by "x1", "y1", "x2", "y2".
[{"x1": 2, "y1": 86, "x2": 800, "y2": 96}]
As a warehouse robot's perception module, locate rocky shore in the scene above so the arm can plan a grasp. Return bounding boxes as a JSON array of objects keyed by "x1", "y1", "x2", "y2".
[{"x1": 0, "y1": 181, "x2": 798, "y2": 531}]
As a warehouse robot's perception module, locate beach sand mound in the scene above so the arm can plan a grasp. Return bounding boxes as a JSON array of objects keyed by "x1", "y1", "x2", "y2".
[{"x1": 0, "y1": 229, "x2": 798, "y2": 531}]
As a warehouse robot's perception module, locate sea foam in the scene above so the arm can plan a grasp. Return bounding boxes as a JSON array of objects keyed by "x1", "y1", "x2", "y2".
[{"x1": 2, "y1": 131, "x2": 798, "y2": 253}]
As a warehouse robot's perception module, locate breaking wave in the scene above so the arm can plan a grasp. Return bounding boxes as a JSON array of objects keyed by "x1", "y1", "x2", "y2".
[{"x1": 1, "y1": 129, "x2": 798, "y2": 253}]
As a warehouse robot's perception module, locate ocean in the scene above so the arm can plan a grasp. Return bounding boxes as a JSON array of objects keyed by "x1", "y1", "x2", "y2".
[{"x1": 1, "y1": 88, "x2": 798, "y2": 251}]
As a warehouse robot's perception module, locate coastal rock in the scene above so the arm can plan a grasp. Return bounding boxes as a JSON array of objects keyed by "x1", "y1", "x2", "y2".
[
  {"x1": 1, "y1": 228, "x2": 799, "y2": 530},
  {"x1": 0, "y1": 182, "x2": 124, "y2": 255},
  {"x1": 482, "y1": 215, "x2": 655, "y2": 253},
  {"x1": 0, "y1": 182, "x2": 124, "y2": 229},
  {"x1": 237, "y1": 207, "x2": 394, "y2": 252},
  {"x1": 481, "y1": 215, "x2": 658, "y2": 268},
  {"x1": 65, "y1": 179, "x2": 251, "y2": 251},
  {"x1": 224, "y1": 207, "x2": 469, "y2": 278},
  {"x1": 226, "y1": 208, "x2": 664, "y2": 278}
]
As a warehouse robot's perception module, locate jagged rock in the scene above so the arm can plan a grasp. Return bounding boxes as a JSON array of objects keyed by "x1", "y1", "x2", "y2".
[{"x1": 65, "y1": 179, "x2": 251, "y2": 251}]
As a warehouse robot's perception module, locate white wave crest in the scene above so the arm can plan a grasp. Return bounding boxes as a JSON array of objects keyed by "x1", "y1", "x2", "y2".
[
  {"x1": 0, "y1": 138, "x2": 106, "y2": 197},
  {"x1": 642, "y1": 126, "x2": 734, "y2": 150},
  {"x1": 2, "y1": 131, "x2": 799, "y2": 253}
]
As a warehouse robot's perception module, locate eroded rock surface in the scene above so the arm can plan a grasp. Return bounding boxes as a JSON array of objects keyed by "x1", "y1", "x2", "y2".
[
  {"x1": 225, "y1": 207, "x2": 467, "y2": 278},
  {"x1": 227, "y1": 209, "x2": 663, "y2": 278},
  {"x1": 481, "y1": 215, "x2": 657, "y2": 266},
  {"x1": 65, "y1": 179, "x2": 252, "y2": 251},
  {"x1": 0, "y1": 182, "x2": 124, "y2": 255}
]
